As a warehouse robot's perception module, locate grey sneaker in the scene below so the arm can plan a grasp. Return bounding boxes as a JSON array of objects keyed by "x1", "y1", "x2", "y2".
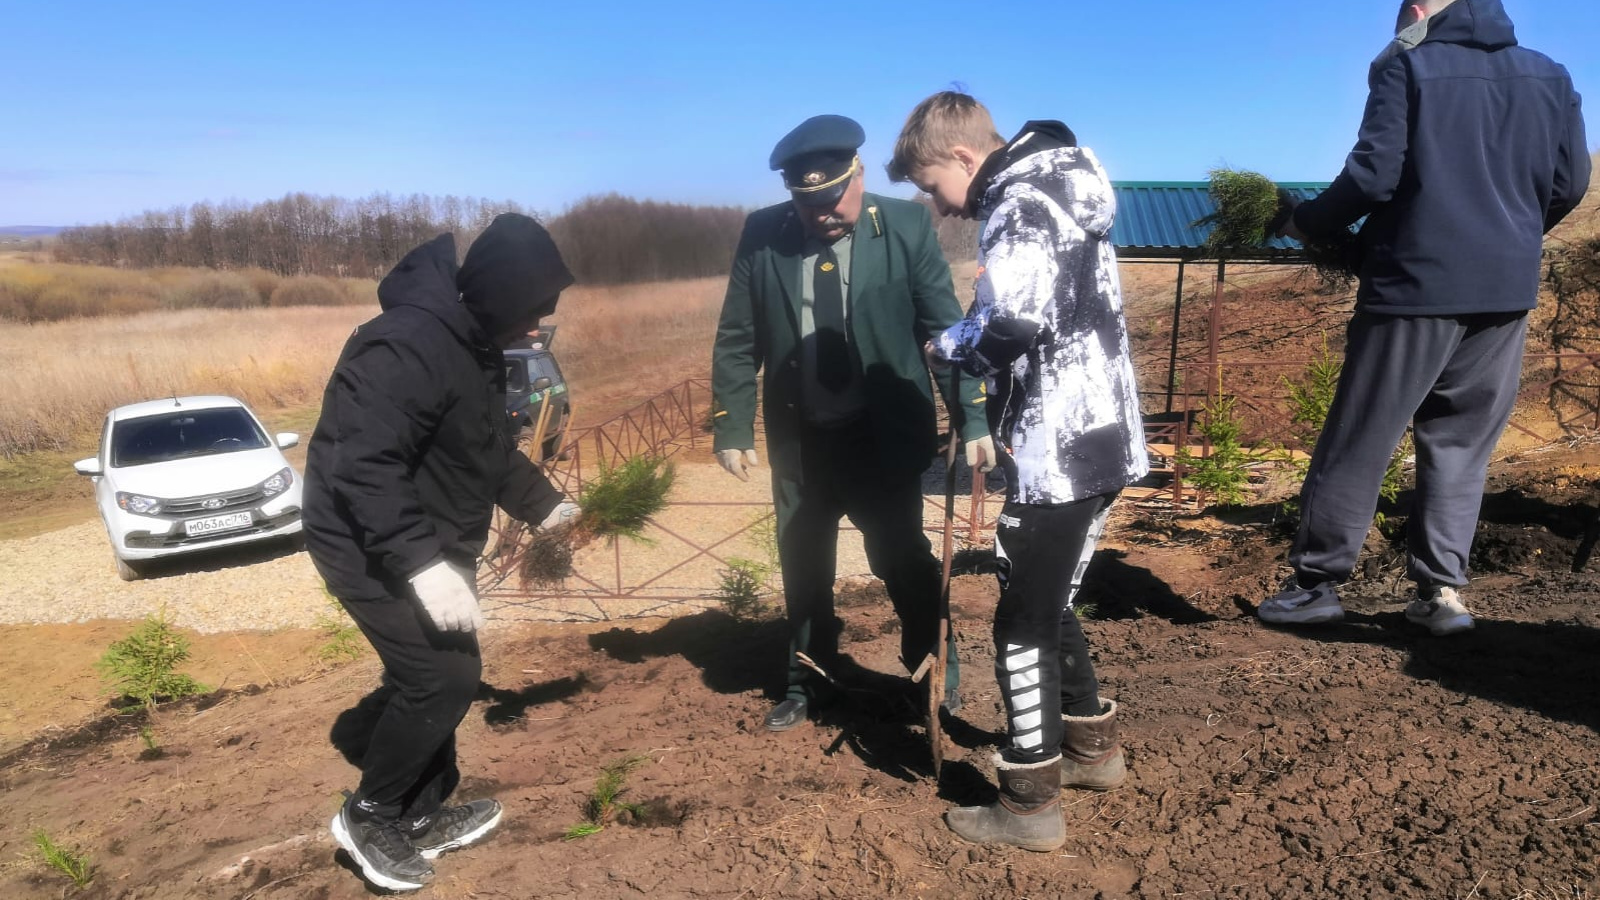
[
  {"x1": 408, "y1": 799, "x2": 504, "y2": 860},
  {"x1": 1405, "y1": 585, "x2": 1474, "y2": 636},
  {"x1": 1258, "y1": 575, "x2": 1344, "y2": 625},
  {"x1": 330, "y1": 797, "x2": 434, "y2": 892}
]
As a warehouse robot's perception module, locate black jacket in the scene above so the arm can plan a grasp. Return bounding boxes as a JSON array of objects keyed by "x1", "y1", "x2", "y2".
[
  {"x1": 1294, "y1": 0, "x2": 1589, "y2": 315},
  {"x1": 304, "y1": 226, "x2": 566, "y2": 600}
]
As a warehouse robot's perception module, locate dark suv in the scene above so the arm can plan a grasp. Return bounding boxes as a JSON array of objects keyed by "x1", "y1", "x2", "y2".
[{"x1": 504, "y1": 328, "x2": 570, "y2": 460}]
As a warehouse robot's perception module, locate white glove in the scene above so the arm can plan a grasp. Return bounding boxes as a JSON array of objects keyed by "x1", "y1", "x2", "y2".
[
  {"x1": 965, "y1": 435, "x2": 997, "y2": 473},
  {"x1": 716, "y1": 448, "x2": 760, "y2": 482},
  {"x1": 408, "y1": 559, "x2": 484, "y2": 633},
  {"x1": 539, "y1": 500, "x2": 580, "y2": 531}
]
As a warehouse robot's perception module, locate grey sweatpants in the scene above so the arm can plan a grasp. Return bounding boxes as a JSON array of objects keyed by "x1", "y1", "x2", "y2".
[{"x1": 1291, "y1": 310, "x2": 1528, "y2": 589}]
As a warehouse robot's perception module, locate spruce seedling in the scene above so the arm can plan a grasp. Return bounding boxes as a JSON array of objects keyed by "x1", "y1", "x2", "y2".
[
  {"x1": 713, "y1": 558, "x2": 769, "y2": 621},
  {"x1": 33, "y1": 829, "x2": 94, "y2": 887},
  {"x1": 1177, "y1": 389, "x2": 1255, "y2": 508},
  {"x1": 564, "y1": 755, "x2": 649, "y2": 840},
  {"x1": 96, "y1": 609, "x2": 209, "y2": 711}
]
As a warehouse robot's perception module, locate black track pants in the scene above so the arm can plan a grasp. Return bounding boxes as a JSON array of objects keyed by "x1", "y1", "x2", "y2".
[
  {"x1": 1292, "y1": 311, "x2": 1527, "y2": 588},
  {"x1": 338, "y1": 594, "x2": 482, "y2": 825},
  {"x1": 993, "y1": 492, "x2": 1115, "y2": 765}
]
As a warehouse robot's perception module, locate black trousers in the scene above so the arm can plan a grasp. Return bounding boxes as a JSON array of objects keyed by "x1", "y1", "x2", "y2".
[
  {"x1": 993, "y1": 492, "x2": 1116, "y2": 765},
  {"x1": 771, "y1": 419, "x2": 958, "y2": 701},
  {"x1": 338, "y1": 594, "x2": 482, "y2": 826}
]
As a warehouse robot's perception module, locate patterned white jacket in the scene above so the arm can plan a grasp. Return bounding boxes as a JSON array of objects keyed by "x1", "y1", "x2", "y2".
[{"x1": 934, "y1": 121, "x2": 1148, "y2": 505}]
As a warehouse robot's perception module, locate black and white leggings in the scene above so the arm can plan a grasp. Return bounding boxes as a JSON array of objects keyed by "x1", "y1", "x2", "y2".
[{"x1": 992, "y1": 491, "x2": 1116, "y2": 766}]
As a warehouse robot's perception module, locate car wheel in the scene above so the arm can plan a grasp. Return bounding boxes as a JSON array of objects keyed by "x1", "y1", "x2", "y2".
[
  {"x1": 115, "y1": 556, "x2": 142, "y2": 582},
  {"x1": 542, "y1": 430, "x2": 567, "y2": 462}
]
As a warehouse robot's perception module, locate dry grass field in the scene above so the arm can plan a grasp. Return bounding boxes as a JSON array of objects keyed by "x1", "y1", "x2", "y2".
[{"x1": 0, "y1": 274, "x2": 726, "y2": 458}]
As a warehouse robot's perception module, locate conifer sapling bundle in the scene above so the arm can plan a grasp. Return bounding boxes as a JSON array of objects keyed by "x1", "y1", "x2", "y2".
[
  {"x1": 1196, "y1": 168, "x2": 1362, "y2": 286},
  {"x1": 520, "y1": 455, "x2": 676, "y2": 586}
]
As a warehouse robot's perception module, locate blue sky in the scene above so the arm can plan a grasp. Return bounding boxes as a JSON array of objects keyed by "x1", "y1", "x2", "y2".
[{"x1": 3, "y1": 0, "x2": 1596, "y2": 226}]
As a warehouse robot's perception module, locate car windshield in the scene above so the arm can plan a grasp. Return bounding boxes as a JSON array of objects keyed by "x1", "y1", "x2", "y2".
[{"x1": 112, "y1": 407, "x2": 271, "y2": 467}]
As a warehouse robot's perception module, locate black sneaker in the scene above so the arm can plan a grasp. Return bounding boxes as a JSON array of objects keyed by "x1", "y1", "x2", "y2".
[
  {"x1": 330, "y1": 797, "x2": 434, "y2": 892},
  {"x1": 408, "y1": 799, "x2": 504, "y2": 860}
]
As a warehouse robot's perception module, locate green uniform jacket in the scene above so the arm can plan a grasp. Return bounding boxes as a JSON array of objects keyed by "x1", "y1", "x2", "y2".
[{"x1": 711, "y1": 193, "x2": 987, "y2": 481}]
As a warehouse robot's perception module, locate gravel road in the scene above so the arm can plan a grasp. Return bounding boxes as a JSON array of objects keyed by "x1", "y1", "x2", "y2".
[
  {"x1": 0, "y1": 522, "x2": 331, "y2": 633},
  {"x1": 0, "y1": 458, "x2": 918, "y2": 634}
]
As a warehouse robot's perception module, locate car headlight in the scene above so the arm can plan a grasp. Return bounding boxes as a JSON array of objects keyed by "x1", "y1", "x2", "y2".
[
  {"x1": 260, "y1": 467, "x2": 294, "y2": 498},
  {"x1": 116, "y1": 492, "x2": 163, "y2": 515}
]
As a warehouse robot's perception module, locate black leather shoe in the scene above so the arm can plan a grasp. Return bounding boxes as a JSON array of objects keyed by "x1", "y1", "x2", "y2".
[{"x1": 764, "y1": 698, "x2": 809, "y2": 732}]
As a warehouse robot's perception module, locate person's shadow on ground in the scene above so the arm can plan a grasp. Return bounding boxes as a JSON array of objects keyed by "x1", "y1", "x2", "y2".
[
  {"x1": 586, "y1": 609, "x2": 788, "y2": 696},
  {"x1": 953, "y1": 546, "x2": 1214, "y2": 625},
  {"x1": 329, "y1": 674, "x2": 593, "y2": 765},
  {"x1": 1238, "y1": 602, "x2": 1600, "y2": 735},
  {"x1": 585, "y1": 607, "x2": 1014, "y2": 795}
]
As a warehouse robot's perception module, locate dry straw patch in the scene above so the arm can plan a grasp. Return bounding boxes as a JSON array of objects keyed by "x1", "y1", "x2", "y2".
[{"x1": 1212, "y1": 649, "x2": 1331, "y2": 689}]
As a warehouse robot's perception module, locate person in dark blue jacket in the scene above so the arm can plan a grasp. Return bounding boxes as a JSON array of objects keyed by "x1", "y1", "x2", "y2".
[{"x1": 1260, "y1": 0, "x2": 1589, "y2": 635}]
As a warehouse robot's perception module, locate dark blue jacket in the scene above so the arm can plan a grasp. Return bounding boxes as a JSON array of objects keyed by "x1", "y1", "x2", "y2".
[{"x1": 1294, "y1": 0, "x2": 1589, "y2": 315}]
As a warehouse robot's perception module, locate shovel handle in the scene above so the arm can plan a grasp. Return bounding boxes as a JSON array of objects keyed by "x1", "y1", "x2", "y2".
[{"x1": 928, "y1": 370, "x2": 962, "y2": 778}]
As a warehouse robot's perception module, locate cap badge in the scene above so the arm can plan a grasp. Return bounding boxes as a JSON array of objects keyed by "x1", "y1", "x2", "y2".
[{"x1": 803, "y1": 171, "x2": 825, "y2": 186}]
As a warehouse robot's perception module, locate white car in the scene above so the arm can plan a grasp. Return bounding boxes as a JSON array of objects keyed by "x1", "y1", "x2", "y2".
[{"x1": 74, "y1": 395, "x2": 304, "y2": 580}]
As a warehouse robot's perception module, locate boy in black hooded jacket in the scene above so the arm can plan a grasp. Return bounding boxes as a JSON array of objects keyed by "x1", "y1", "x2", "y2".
[{"x1": 304, "y1": 213, "x2": 576, "y2": 891}]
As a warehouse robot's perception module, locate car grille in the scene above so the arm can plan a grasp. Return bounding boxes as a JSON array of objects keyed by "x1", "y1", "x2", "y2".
[
  {"x1": 125, "y1": 508, "x2": 301, "y2": 549},
  {"x1": 162, "y1": 487, "x2": 267, "y2": 517}
]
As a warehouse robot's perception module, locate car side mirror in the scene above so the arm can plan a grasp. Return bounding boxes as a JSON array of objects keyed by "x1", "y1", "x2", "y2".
[
  {"x1": 73, "y1": 457, "x2": 103, "y2": 477},
  {"x1": 531, "y1": 376, "x2": 553, "y2": 392},
  {"x1": 276, "y1": 433, "x2": 300, "y2": 450}
]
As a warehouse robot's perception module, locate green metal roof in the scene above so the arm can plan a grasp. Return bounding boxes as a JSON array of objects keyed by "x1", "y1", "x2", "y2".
[{"x1": 1110, "y1": 181, "x2": 1331, "y2": 261}]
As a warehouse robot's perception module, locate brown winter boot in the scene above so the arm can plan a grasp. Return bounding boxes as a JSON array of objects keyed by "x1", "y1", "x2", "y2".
[
  {"x1": 945, "y1": 755, "x2": 1065, "y2": 852},
  {"x1": 1060, "y1": 699, "x2": 1127, "y2": 790}
]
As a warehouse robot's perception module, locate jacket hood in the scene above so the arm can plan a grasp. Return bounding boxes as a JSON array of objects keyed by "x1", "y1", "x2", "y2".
[
  {"x1": 1421, "y1": 0, "x2": 1517, "y2": 51},
  {"x1": 972, "y1": 121, "x2": 1115, "y2": 239},
  {"x1": 457, "y1": 213, "x2": 575, "y2": 342},
  {"x1": 377, "y1": 233, "x2": 484, "y2": 345}
]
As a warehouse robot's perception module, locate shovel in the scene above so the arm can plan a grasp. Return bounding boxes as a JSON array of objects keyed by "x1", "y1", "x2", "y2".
[{"x1": 912, "y1": 416, "x2": 961, "y2": 779}]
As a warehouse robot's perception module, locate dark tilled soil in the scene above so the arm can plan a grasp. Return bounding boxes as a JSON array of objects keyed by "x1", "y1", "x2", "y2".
[{"x1": 4, "y1": 456, "x2": 1599, "y2": 899}]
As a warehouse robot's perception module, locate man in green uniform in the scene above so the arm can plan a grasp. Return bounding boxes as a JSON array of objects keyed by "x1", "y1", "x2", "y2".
[{"x1": 711, "y1": 114, "x2": 992, "y2": 731}]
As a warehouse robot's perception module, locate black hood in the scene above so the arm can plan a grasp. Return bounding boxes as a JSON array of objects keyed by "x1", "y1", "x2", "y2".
[
  {"x1": 1421, "y1": 0, "x2": 1517, "y2": 51},
  {"x1": 377, "y1": 233, "x2": 483, "y2": 346},
  {"x1": 965, "y1": 120, "x2": 1078, "y2": 217},
  {"x1": 457, "y1": 213, "x2": 575, "y2": 341}
]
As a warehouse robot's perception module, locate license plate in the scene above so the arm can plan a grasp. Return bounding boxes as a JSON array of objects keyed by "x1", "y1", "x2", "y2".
[{"x1": 184, "y1": 512, "x2": 253, "y2": 537}]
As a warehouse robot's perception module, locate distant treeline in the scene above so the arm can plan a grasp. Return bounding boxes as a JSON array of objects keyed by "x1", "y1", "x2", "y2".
[{"x1": 53, "y1": 192, "x2": 750, "y2": 286}]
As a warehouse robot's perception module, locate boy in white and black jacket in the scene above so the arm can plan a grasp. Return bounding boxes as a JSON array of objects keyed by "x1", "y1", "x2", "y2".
[{"x1": 890, "y1": 91, "x2": 1148, "y2": 852}]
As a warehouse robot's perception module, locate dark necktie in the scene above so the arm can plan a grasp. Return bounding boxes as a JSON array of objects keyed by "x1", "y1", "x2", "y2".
[{"x1": 814, "y1": 245, "x2": 850, "y2": 392}]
